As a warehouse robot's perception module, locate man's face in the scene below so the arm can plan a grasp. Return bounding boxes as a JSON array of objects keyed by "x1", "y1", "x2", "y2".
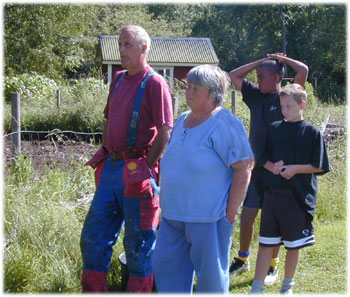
[
  {"x1": 118, "y1": 29, "x2": 144, "y2": 71},
  {"x1": 257, "y1": 68, "x2": 279, "y2": 94}
]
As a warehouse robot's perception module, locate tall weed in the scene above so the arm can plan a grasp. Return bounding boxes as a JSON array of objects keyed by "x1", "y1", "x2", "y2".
[{"x1": 4, "y1": 156, "x2": 94, "y2": 292}]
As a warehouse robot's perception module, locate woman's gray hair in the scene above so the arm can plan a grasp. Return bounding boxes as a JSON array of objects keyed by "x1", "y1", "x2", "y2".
[
  {"x1": 120, "y1": 25, "x2": 151, "y2": 56},
  {"x1": 187, "y1": 64, "x2": 231, "y2": 106}
]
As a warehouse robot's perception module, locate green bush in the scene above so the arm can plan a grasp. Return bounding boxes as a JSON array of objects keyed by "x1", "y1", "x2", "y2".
[
  {"x1": 3, "y1": 74, "x2": 109, "y2": 134},
  {"x1": 4, "y1": 73, "x2": 59, "y2": 104},
  {"x1": 315, "y1": 77, "x2": 346, "y2": 104}
]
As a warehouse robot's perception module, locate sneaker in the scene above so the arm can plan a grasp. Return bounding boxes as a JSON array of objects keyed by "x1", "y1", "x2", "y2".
[
  {"x1": 264, "y1": 266, "x2": 279, "y2": 286},
  {"x1": 229, "y1": 257, "x2": 250, "y2": 275}
]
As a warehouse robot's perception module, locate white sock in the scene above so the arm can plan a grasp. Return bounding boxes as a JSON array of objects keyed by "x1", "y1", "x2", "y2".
[
  {"x1": 281, "y1": 277, "x2": 294, "y2": 293},
  {"x1": 250, "y1": 279, "x2": 264, "y2": 294}
]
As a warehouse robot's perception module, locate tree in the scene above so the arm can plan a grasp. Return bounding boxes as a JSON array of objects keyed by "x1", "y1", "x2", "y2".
[
  {"x1": 191, "y1": 5, "x2": 283, "y2": 71},
  {"x1": 4, "y1": 3, "x2": 345, "y2": 102},
  {"x1": 146, "y1": 4, "x2": 209, "y2": 36},
  {"x1": 4, "y1": 4, "x2": 97, "y2": 79},
  {"x1": 282, "y1": 4, "x2": 345, "y2": 102},
  {"x1": 4, "y1": 3, "x2": 192, "y2": 79},
  {"x1": 190, "y1": 4, "x2": 345, "y2": 103}
]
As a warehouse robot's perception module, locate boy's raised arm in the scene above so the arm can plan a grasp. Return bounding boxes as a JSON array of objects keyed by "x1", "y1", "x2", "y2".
[{"x1": 229, "y1": 58, "x2": 267, "y2": 91}]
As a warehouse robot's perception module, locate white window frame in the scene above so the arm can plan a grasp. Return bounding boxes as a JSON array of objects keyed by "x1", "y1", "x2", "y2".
[
  {"x1": 106, "y1": 63, "x2": 175, "y2": 91},
  {"x1": 153, "y1": 66, "x2": 174, "y2": 91}
]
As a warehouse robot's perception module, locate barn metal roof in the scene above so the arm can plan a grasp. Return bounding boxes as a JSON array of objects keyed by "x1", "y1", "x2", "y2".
[{"x1": 96, "y1": 35, "x2": 219, "y2": 65}]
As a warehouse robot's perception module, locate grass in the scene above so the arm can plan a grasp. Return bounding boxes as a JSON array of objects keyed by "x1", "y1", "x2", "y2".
[
  {"x1": 4, "y1": 157, "x2": 93, "y2": 292},
  {"x1": 3, "y1": 87, "x2": 347, "y2": 293},
  {"x1": 229, "y1": 218, "x2": 347, "y2": 294},
  {"x1": 3, "y1": 153, "x2": 347, "y2": 293}
]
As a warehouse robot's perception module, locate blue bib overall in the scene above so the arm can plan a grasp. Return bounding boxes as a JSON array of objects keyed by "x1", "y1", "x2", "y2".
[{"x1": 80, "y1": 71, "x2": 158, "y2": 292}]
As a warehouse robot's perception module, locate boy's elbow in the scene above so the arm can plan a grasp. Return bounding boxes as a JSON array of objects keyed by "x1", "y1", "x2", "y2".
[
  {"x1": 303, "y1": 65, "x2": 309, "y2": 77},
  {"x1": 229, "y1": 73, "x2": 243, "y2": 91},
  {"x1": 229, "y1": 70, "x2": 237, "y2": 82}
]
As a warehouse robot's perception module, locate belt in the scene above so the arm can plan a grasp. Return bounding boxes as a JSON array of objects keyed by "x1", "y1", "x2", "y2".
[{"x1": 109, "y1": 150, "x2": 145, "y2": 161}]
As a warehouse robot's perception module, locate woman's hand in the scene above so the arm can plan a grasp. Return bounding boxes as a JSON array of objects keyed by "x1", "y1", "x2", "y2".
[{"x1": 226, "y1": 214, "x2": 236, "y2": 224}]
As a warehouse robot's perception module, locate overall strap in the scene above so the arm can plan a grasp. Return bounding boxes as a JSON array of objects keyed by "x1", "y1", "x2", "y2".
[
  {"x1": 110, "y1": 71, "x2": 127, "y2": 97},
  {"x1": 126, "y1": 70, "x2": 156, "y2": 149}
]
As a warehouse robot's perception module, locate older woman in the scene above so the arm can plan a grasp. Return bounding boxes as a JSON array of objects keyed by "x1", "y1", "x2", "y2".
[{"x1": 152, "y1": 65, "x2": 254, "y2": 293}]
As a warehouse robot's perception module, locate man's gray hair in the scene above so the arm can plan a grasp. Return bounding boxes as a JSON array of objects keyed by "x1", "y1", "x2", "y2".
[
  {"x1": 120, "y1": 25, "x2": 151, "y2": 56},
  {"x1": 187, "y1": 64, "x2": 231, "y2": 106}
]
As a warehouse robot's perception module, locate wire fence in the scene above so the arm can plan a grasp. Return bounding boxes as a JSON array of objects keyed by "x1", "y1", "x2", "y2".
[
  {"x1": 3, "y1": 129, "x2": 102, "y2": 164},
  {"x1": 3, "y1": 95, "x2": 345, "y2": 168},
  {"x1": 3, "y1": 129, "x2": 103, "y2": 140}
]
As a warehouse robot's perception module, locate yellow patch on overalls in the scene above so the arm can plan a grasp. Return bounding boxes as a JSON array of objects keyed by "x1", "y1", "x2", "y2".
[{"x1": 127, "y1": 161, "x2": 137, "y2": 171}]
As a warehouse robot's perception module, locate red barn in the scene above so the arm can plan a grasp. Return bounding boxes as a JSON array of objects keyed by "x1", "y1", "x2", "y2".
[{"x1": 95, "y1": 35, "x2": 219, "y2": 90}]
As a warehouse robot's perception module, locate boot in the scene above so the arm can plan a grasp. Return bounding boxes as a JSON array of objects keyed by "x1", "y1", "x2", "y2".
[
  {"x1": 126, "y1": 273, "x2": 154, "y2": 293},
  {"x1": 81, "y1": 269, "x2": 108, "y2": 293}
]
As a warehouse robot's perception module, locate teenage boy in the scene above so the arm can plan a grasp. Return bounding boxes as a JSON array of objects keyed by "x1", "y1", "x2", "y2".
[
  {"x1": 250, "y1": 83, "x2": 329, "y2": 294},
  {"x1": 229, "y1": 54, "x2": 309, "y2": 285}
]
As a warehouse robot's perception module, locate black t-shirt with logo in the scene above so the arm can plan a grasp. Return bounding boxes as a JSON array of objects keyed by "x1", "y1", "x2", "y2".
[
  {"x1": 258, "y1": 120, "x2": 330, "y2": 218},
  {"x1": 241, "y1": 79, "x2": 284, "y2": 159}
]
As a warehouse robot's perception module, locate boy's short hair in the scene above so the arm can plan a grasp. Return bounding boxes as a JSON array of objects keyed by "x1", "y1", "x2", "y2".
[
  {"x1": 258, "y1": 59, "x2": 285, "y2": 82},
  {"x1": 280, "y1": 83, "x2": 308, "y2": 104}
]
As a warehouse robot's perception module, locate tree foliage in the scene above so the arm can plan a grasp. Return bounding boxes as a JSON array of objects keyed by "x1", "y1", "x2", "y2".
[
  {"x1": 4, "y1": 4, "x2": 190, "y2": 79},
  {"x1": 282, "y1": 5, "x2": 346, "y2": 102},
  {"x1": 4, "y1": 3, "x2": 346, "y2": 103},
  {"x1": 190, "y1": 4, "x2": 345, "y2": 102},
  {"x1": 4, "y1": 4, "x2": 96, "y2": 78}
]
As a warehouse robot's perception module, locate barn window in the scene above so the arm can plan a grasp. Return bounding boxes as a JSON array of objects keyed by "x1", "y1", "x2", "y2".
[{"x1": 153, "y1": 67, "x2": 174, "y2": 90}]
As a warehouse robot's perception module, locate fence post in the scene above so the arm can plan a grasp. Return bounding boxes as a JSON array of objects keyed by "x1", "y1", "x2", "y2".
[
  {"x1": 172, "y1": 95, "x2": 178, "y2": 118},
  {"x1": 57, "y1": 89, "x2": 61, "y2": 108},
  {"x1": 231, "y1": 90, "x2": 236, "y2": 115},
  {"x1": 11, "y1": 92, "x2": 21, "y2": 156}
]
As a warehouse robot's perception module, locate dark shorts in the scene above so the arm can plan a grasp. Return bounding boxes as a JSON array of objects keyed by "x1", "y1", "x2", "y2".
[
  {"x1": 259, "y1": 188, "x2": 315, "y2": 250},
  {"x1": 243, "y1": 167, "x2": 266, "y2": 209}
]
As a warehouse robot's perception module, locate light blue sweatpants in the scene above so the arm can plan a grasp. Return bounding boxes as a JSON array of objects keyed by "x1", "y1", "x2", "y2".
[{"x1": 152, "y1": 217, "x2": 234, "y2": 293}]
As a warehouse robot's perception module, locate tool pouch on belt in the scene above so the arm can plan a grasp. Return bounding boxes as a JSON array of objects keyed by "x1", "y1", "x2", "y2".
[
  {"x1": 85, "y1": 147, "x2": 108, "y2": 169},
  {"x1": 85, "y1": 147, "x2": 108, "y2": 188},
  {"x1": 122, "y1": 157, "x2": 153, "y2": 197}
]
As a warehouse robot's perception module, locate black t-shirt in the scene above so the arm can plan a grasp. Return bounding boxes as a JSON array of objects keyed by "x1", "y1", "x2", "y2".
[
  {"x1": 241, "y1": 79, "x2": 284, "y2": 159},
  {"x1": 258, "y1": 120, "x2": 330, "y2": 217}
]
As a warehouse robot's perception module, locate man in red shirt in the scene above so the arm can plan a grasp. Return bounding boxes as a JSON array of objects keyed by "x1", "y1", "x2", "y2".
[{"x1": 81, "y1": 25, "x2": 173, "y2": 293}]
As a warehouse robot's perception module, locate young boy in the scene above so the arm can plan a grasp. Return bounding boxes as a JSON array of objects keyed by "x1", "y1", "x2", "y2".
[{"x1": 250, "y1": 84, "x2": 329, "y2": 294}]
